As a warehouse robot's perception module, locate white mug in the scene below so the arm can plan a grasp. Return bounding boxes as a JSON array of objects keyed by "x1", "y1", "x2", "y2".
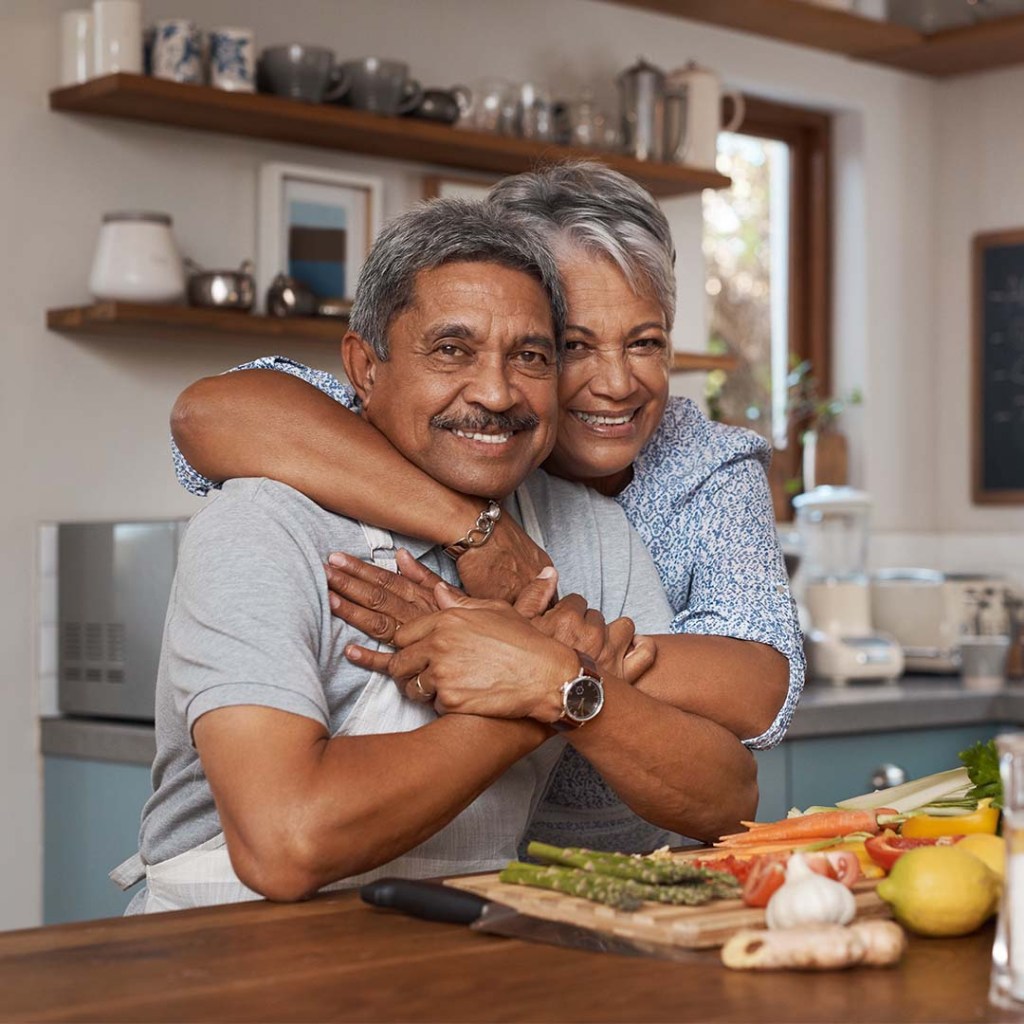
[
  {"x1": 93, "y1": 0, "x2": 141, "y2": 75},
  {"x1": 209, "y1": 27, "x2": 255, "y2": 92},
  {"x1": 60, "y1": 9, "x2": 93, "y2": 85}
]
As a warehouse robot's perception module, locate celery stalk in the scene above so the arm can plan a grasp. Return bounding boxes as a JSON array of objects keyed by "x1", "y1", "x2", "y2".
[{"x1": 835, "y1": 767, "x2": 972, "y2": 813}]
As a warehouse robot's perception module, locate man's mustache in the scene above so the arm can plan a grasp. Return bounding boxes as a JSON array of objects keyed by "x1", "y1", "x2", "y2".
[{"x1": 431, "y1": 411, "x2": 540, "y2": 433}]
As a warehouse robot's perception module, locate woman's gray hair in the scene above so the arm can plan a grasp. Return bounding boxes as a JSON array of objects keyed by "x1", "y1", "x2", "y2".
[
  {"x1": 348, "y1": 197, "x2": 566, "y2": 362},
  {"x1": 487, "y1": 161, "x2": 677, "y2": 329}
]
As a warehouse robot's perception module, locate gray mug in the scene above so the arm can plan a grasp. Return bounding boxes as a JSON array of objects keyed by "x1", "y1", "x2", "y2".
[
  {"x1": 257, "y1": 44, "x2": 348, "y2": 103},
  {"x1": 336, "y1": 57, "x2": 423, "y2": 115}
]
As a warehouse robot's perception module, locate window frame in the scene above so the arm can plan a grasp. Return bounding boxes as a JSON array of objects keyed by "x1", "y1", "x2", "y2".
[{"x1": 715, "y1": 97, "x2": 832, "y2": 509}]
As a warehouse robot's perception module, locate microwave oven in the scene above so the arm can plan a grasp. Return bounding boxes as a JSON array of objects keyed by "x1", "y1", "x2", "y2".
[{"x1": 58, "y1": 520, "x2": 188, "y2": 722}]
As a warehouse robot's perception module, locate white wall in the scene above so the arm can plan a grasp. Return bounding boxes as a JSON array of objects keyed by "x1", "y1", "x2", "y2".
[
  {"x1": 0, "y1": 0, "x2": 1007, "y2": 928},
  {"x1": 933, "y1": 66, "x2": 1024, "y2": 539}
]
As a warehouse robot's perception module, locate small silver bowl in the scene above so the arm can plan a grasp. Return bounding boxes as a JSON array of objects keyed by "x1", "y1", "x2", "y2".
[{"x1": 186, "y1": 259, "x2": 256, "y2": 312}]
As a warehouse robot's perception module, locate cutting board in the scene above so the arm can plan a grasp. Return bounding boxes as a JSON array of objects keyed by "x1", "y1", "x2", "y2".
[{"x1": 444, "y1": 872, "x2": 889, "y2": 951}]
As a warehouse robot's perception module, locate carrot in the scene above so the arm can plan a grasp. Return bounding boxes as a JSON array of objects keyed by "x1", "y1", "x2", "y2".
[{"x1": 715, "y1": 809, "x2": 889, "y2": 847}]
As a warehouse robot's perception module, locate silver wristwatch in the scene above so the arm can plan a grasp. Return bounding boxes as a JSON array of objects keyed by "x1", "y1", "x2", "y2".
[{"x1": 552, "y1": 650, "x2": 605, "y2": 731}]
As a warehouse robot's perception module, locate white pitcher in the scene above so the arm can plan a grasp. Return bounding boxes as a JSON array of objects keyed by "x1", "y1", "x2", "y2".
[{"x1": 665, "y1": 62, "x2": 745, "y2": 170}]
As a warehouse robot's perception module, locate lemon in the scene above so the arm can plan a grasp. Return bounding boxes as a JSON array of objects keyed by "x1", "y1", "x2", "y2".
[
  {"x1": 957, "y1": 833, "x2": 1006, "y2": 882},
  {"x1": 876, "y1": 845, "x2": 1000, "y2": 937}
]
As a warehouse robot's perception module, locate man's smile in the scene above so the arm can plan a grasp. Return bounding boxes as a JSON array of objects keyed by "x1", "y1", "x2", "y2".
[{"x1": 450, "y1": 428, "x2": 514, "y2": 445}]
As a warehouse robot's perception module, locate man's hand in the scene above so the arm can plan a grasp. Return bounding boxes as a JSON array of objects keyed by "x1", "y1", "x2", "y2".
[
  {"x1": 531, "y1": 595, "x2": 657, "y2": 684},
  {"x1": 455, "y1": 514, "x2": 553, "y2": 604},
  {"x1": 345, "y1": 586, "x2": 578, "y2": 722}
]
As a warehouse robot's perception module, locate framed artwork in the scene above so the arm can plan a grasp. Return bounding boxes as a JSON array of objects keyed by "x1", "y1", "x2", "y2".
[
  {"x1": 422, "y1": 173, "x2": 498, "y2": 202},
  {"x1": 257, "y1": 163, "x2": 383, "y2": 312},
  {"x1": 972, "y1": 228, "x2": 1024, "y2": 504}
]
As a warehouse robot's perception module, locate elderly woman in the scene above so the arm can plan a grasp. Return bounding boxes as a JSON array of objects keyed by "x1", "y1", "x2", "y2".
[{"x1": 171, "y1": 161, "x2": 804, "y2": 850}]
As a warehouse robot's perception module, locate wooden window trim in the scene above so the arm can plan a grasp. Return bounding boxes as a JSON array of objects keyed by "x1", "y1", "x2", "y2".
[
  {"x1": 738, "y1": 96, "x2": 833, "y2": 396},
  {"x1": 715, "y1": 97, "x2": 832, "y2": 516}
]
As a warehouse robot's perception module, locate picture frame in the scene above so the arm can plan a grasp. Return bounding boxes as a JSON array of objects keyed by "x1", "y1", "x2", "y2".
[
  {"x1": 422, "y1": 173, "x2": 498, "y2": 202},
  {"x1": 972, "y1": 228, "x2": 1024, "y2": 505},
  {"x1": 257, "y1": 162, "x2": 383, "y2": 313}
]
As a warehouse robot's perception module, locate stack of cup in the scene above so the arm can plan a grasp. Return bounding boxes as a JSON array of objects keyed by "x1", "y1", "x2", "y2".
[
  {"x1": 59, "y1": 9, "x2": 94, "y2": 86},
  {"x1": 92, "y1": 0, "x2": 141, "y2": 76}
]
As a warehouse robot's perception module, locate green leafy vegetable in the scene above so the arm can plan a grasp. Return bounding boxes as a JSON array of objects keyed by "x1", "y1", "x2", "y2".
[{"x1": 960, "y1": 740, "x2": 1002, "y2": 809}]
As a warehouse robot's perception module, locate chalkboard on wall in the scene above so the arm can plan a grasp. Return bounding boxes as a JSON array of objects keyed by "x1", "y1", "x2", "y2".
[{"x1": 973, "y1": 229, "x2": 1024, "y2": 504}]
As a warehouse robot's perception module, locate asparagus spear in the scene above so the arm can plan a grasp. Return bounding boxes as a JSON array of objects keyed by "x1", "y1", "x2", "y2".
[
  {"x1": 500, "y1": 862, "x2": 644, "y2": 911},
  {"x1": 526, "y1": 841, "x2": 733, "y2": 887},
  {"x1": 500, "y1": 862, "x2": 738, "y2": 910}
]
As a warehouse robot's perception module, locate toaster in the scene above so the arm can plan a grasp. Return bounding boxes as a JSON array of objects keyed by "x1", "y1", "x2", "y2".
[{"x1": 869, "y1": 569, "x2": 1007, "y2": 673}]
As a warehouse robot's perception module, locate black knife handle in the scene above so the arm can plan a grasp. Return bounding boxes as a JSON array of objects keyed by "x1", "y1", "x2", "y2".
[{"x1": 359, "y1": 878, "x2": 488, "y2": 925}]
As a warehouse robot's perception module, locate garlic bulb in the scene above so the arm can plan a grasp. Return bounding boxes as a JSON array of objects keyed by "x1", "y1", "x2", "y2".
[{"x1": 765, "y1": 853, "x2": 857, "y2": 930}]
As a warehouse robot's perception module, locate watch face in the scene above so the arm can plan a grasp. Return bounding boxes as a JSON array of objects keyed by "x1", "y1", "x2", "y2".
[{"x1": 564, "y1": 676, "x2": 603, "y2": 722}]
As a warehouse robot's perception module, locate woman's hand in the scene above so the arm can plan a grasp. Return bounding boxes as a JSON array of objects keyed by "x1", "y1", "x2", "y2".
[
  {"x1": 345, "y1": 585, "x2": 577, "y2": 721},
  {"x1": 324, "y1": 550, "x2": 442, "y2": 645},
  {"x1": 326, "y1": 548, "x2": 560, "y2": 645},
  {"x1": 455, "y1": 514, "x2": 553, "y2": 604}
]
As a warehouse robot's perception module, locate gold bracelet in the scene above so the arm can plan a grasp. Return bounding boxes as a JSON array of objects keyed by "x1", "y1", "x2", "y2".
[{"x1": 443, "y1": 500, "x2": 502, "y2": 559}]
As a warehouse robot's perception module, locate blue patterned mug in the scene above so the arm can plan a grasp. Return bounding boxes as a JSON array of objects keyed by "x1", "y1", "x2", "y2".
[
  {"x1": 152, "y1": 19, "x2": 203, "y2": 84},
  {"x1": 209, "y1": 27, "x2": 255, "y2": 93}
]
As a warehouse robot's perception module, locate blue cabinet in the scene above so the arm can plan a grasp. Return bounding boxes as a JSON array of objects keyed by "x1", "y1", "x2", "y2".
[
  {"x1": 43, "y1": 756, "x2": 150, "y2": 924},
  {"x1": 754, "y1": 723, "x2": 1009, "y2": 821}
]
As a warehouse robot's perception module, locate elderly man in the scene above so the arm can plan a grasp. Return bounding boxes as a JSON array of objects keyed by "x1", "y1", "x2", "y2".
[{"x1": 113, "y1": 199, "x2": 755, "y2": 912}]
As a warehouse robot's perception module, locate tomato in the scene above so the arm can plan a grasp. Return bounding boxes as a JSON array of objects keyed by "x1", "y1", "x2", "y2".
[
  {"x1": 741, "y1": 857, "x2": 787, "y2": 908},
  {"x1": 865, "y1": 829, "x2": 961, "y2": 870},
  {"x1": 823, "y1": 850, "x2": 862, "y2": 887},
  {"x1": 900, "y1": 805, "x2": 999, "y2": 839},
  {"x1": 691, "y1": 855, "x2": 753, "y2": 884}
]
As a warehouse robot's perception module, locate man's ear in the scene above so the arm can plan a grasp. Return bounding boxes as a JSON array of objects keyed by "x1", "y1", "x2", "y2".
[{"x1": 341, "y1": 331, "x2": 379, "y2": 407}]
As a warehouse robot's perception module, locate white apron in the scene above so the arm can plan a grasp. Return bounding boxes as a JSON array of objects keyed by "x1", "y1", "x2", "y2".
[{"x1": 112, "y1": 490, "x2": 563, "y2": 913}]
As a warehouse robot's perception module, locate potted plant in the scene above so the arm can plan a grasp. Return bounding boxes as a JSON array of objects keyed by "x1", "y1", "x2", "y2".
[{"x1": 785, "y1": 360, "x2": 862, "y2": 493}]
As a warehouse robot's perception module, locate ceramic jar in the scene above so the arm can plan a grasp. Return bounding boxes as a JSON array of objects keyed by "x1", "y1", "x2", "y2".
[{"x1": 89, "y1": 211, "x2": 185, "y2": 303}]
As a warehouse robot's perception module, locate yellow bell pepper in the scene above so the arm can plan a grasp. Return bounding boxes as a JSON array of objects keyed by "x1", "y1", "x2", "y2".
[{"x1": 900, "y1": 801, "x2": 1000, "y2": 839}]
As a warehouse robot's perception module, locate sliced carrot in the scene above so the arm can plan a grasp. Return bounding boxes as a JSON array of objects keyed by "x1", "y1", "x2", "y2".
[{"x1": 715, "y1": 809, "x2": 887, "y2": 846}]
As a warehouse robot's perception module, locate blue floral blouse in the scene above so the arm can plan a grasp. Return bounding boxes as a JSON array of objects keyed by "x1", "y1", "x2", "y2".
[{"x1": 172, "y1": 355, "x2": 805, "y2": 753}]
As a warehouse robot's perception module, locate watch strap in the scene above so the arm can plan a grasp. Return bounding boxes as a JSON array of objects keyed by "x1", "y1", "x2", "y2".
[{"x1": 552, "y1": 649, "x2": 604, "y2": 731}]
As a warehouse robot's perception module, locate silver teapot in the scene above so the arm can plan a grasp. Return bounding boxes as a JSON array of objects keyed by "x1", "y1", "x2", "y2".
[{"x1": 617, "y1": 57, "x2": 666, "y2": 162}]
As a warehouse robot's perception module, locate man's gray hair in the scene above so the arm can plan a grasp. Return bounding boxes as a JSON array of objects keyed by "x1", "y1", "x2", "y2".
[
  {"x1": 348, "y1": 197, "x2": 567, "y2": 362},
  {"x1": 488, "y1": 161, "x2": 677, "y2": 330}
]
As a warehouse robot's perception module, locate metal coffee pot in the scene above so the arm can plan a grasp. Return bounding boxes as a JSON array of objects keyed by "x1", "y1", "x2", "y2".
[{"x1": 617, "y1": 56, "x2": 666, "y2": 162}]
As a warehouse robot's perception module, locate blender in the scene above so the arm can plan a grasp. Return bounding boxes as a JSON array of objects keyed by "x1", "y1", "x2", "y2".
[{"x1": 793, "y1": 486, "x2": 904, "y2": 684}]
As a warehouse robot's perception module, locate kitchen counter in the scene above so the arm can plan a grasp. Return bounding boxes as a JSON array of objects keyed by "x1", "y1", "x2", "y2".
[
  {"x1": 0, "y1": 889, "x2": 1012, "y2": 1023},
  {"x1": 41, "y1": 676, "x2": 1024, "y2": 765}
]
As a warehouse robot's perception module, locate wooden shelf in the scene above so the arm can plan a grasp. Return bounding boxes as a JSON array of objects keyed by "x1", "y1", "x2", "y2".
[
  {"x1": 609, "y1": 0, "x2": 1024, "y2": 77},
  {"x1": 48, "y1": 75, "x2": 730, "y2": 198},
  {"x1": 866, "y1": 12, "x2": 1024, "y2": 77},
  {"x1": 670, "y1": 351, "x2": 738, "y2": 373},
  {"x1": 48, "y1": 302, "x2": 736, "y2": 372},
  {"x1": 46, "y1": 302, "x2": 349, "y2": 342},
  {"x1": 609, "y1": 0, "x2": 922, "y2": 57}
]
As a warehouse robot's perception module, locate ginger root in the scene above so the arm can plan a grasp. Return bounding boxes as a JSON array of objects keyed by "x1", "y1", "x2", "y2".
[
  {"x1": 721, "y1": 920, "x2": 906, "y2": 971},
  {"x1": 850, "y1": 919, "x2": 907, "y2": 966}
]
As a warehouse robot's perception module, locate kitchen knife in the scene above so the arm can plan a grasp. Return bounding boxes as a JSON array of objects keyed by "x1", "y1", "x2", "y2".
[{"x1": 359, "y1": 877, "x2": 693, "y2": 960}]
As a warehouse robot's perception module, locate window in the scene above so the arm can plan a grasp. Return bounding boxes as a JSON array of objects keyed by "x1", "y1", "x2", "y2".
[{"x1": 702, "y1": 99, "x2": 832, "y2": 479}]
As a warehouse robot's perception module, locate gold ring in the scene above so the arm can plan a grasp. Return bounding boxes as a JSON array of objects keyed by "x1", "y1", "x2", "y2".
[{"x1": 414, "y1": 675, "x2": 429, "y2": 699}]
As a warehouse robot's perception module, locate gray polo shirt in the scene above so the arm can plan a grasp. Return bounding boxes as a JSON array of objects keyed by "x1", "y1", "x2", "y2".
[{"x1": 139, "y1": 470, "x2": 672, "y2": 867}]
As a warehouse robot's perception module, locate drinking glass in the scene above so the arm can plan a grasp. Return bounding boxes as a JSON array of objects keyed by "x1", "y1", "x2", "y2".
[{"x1": 991, "y1": 733, "x2": 1024, "y2": 1009}]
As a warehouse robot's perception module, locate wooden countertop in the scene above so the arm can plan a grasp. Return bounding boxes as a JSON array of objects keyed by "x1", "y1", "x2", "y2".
[{"x1": 0, "y1": 889, "x2": 1015, "y2": 1023}]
